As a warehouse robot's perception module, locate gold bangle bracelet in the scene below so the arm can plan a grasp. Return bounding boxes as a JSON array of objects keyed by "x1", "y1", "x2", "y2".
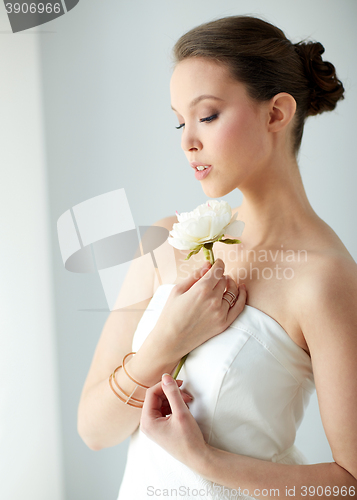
[
  {"x1": 108, "y1": 372, "x2": 143, "y2": 408},
  {"x1": 112, "y1": 365, "x2": 145, "y2": 404},
  {"x1": 122, "y1": 352, "x2": 150, "y2": 389}
]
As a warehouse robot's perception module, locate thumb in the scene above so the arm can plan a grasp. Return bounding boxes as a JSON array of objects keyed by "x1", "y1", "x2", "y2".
[{"x1": 161, "y1": 374, "x2": 190, "y2": 416}]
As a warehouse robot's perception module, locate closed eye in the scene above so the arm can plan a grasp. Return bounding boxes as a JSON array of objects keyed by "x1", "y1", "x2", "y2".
[
  {"x1": 200, "y1": 114, "x2": 218, "y2": 123},
  {"x1": 175, "y1": 114, "x2": 218, "y2": 130}
]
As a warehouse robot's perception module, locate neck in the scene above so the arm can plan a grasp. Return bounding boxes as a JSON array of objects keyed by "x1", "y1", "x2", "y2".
[{"x1": 234, "y1": 155, "x2": 317, "y2": 249}]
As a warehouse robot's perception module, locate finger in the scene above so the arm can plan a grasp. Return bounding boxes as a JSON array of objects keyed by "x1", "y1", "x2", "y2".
[
  {"x1": 213, "y1": 274, "x2": 228, "y2": 295},
  {"x1": 141, "y1": 377, "x2": 186, "y2": 417},
  {"x1": 174, "y1": 260, "x2": 212, "y2": 295},
  {"x1": 199, "y1": 258, "x2": 225, "y2": 288},
  {"x1": 224, "y1": 274, "x2": 239, "y2": 302},
  {"x1": 161, "y1": 373, "x2": 190, "y2": 416},
  {"x1": 161, "y1": 386, "x2": 193, "y2": 403},
  {"x1": 220, "y1": 274, "x2": 238, "y2": 312},
  {"x1": 181, "y1": 390, "x2": 194, "y2": 403},
  {"x1": 226, "y1": 283, "x2": 247, "y2": 323},
  {"x1": 172, "y1": 380, "x2": 194, "y2": 402},
  {"x1": 160, "y1": 399, "x2": 190, "y2": 417},
  {"x1": 141, "y1": 381, "x2": 167, "y2": 421},
  {"x1": 161, "y1": 387, "x2": 193, "y2": 406}
]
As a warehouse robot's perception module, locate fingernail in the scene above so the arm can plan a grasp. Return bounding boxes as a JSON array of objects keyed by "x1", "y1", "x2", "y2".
[
  {"x1": 162, "y1": 373, "x2": 175, "y2": 385},
  {"x1": 241, "y1": 283, "x2": 246, "y2": 290}
]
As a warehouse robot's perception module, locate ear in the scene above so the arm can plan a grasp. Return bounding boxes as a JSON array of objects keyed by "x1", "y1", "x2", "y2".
[{"x1": 267, "y1": 93, "x2": 296, "y2": 132}]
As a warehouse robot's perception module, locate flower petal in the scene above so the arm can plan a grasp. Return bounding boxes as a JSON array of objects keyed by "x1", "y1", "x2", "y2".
[
  {"x1": 167, "y1": 200, "x2": 244, "y2": 251},
  {"x1": 167, "y1": 236, "x2": 199, "y2": 250},
  {"x1": 224, "y1": 219, "x2": 245, "y2": 238}
]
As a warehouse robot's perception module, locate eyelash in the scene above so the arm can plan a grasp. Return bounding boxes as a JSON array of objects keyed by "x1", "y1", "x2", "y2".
[{"x1": 175, "y1": 114, "x2": 218, "y2": 130}]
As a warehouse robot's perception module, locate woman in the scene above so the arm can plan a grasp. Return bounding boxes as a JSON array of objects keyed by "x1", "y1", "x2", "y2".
[{"x1": 77, "y1": 16, "x2": 357, "y2": 499}]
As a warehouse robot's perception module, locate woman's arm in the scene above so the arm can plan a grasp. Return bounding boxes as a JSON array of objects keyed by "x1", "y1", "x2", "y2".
[
  {"x1": 140, "y1": 254, "x2": 357, "y2": 500},
  {"x1": 77, "y1": 216, "x2": 185, "y2": 450}
]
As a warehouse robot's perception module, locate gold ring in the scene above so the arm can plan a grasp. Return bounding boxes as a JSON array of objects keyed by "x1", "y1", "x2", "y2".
[
  {"x1": 224, "y1": 291, "x2": 237, "y2": 302},
  {"x1": 222, "y1": 296, "x2": 234, "y2": 308}
]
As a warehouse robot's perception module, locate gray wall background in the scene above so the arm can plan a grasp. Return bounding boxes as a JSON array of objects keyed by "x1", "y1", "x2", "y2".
[
  {"x1": 34, "y1": 0, "x2": 357, "y2": 499},
  {"x1": 0, "y1": 8, "x2": 64, "y2": 500}
]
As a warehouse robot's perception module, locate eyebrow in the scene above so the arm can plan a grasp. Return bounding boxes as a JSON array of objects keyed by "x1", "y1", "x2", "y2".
[{"x1": 171, "y1": 94, "x2": 224, "y2": 112}]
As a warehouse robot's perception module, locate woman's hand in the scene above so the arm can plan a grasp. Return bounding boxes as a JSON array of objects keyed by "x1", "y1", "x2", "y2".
[
  {"x1": 152, "y1": 258, "x2": 247, "y2": 361},
  {"x1": 159, "y1": 378, "x2": 194, "y2": 415},
  {"x1": 140, "y1": 373, "x2": 208, "y2": 469}
]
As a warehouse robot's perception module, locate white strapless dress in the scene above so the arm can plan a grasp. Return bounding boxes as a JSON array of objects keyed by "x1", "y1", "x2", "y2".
[{"x1": 117, "y1": 284, "x2": 315, "y2": 500}]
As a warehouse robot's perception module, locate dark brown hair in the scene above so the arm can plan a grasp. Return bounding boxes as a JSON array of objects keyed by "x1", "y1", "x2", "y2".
[{"x1": 172, "y1": 16, "x2": 345, "y2": 154}]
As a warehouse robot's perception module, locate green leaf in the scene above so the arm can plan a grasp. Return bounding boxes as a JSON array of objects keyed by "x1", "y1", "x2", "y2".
[
  {"x1": 185, "y1": 245, "x2": 203, "y2": 260},
  {"x1": 220, "y1": 238, "x2": 241, "y2": 245}
]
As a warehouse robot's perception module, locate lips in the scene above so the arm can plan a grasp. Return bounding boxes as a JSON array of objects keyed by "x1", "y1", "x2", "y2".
[
  {"x1": 194, "y1": 164, "x2": 212, "y2": 180},
  {"x1": 190, "y1": 161, "x2": 212, "y2": 170}
]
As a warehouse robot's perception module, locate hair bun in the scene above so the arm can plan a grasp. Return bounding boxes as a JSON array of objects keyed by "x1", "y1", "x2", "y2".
[{"x1": 293, "y1": 41, "x2": 344, "y2": 116}]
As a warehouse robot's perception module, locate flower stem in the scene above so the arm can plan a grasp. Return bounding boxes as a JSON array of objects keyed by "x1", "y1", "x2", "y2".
[
  {"x1": 172, "y1": 353, "x2": 189, "y2": 380},
  {"x1": 203, "y1": 242, "x2": 215, "y2": 265}
]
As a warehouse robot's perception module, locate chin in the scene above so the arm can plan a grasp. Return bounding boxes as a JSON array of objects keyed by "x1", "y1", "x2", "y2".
[{"x1": 201, "y1": 183, "x2": 234, "y2": 199}]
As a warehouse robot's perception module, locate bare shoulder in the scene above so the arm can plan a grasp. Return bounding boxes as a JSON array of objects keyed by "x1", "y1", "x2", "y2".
[
  {"x1": 299, "y1": 216, "x2": 357, "y2": 295},
  {"x1": 152, "y1": 214, "x2": 177, "y2": 229},
  {"x1": 149, "y1": 214, "x2": 179, "y2": 289},
  {"x1": 293, "y1": 247, "x2": 357, "y2": 344},
  {"x1": 296, "y1": 248, "x2": 357, "y2": 299}
]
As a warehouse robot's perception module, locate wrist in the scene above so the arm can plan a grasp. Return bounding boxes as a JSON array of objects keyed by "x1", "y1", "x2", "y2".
[
  {"x1": 143, "y1": 325, "x2": 185, "y2": 365},
  {"x1": 125, "y1": 340, "x2": 180, "y2": 388},
  {"x1": 189, "y1": 442, "x2": 216, "y2": 478}
]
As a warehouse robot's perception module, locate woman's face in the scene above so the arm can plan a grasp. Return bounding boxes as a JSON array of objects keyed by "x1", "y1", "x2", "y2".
[{"x1": 170, "y1": 58, "x2": 272, "y2": 198}]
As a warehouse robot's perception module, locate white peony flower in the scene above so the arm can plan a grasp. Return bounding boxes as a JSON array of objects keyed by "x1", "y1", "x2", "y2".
[{"x1": 168, "y1": 200, "x2": 245, "y2": 264}]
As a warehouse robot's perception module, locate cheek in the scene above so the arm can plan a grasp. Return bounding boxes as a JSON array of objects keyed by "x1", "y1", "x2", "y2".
[{"x1": 220, "y1": 112, "x2": 268, "y2": 163}]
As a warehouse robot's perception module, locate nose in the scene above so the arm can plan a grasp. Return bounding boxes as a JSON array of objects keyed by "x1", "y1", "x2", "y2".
[{"x1": 181, "y1": 126, "x2": 202, "y2": 153}]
